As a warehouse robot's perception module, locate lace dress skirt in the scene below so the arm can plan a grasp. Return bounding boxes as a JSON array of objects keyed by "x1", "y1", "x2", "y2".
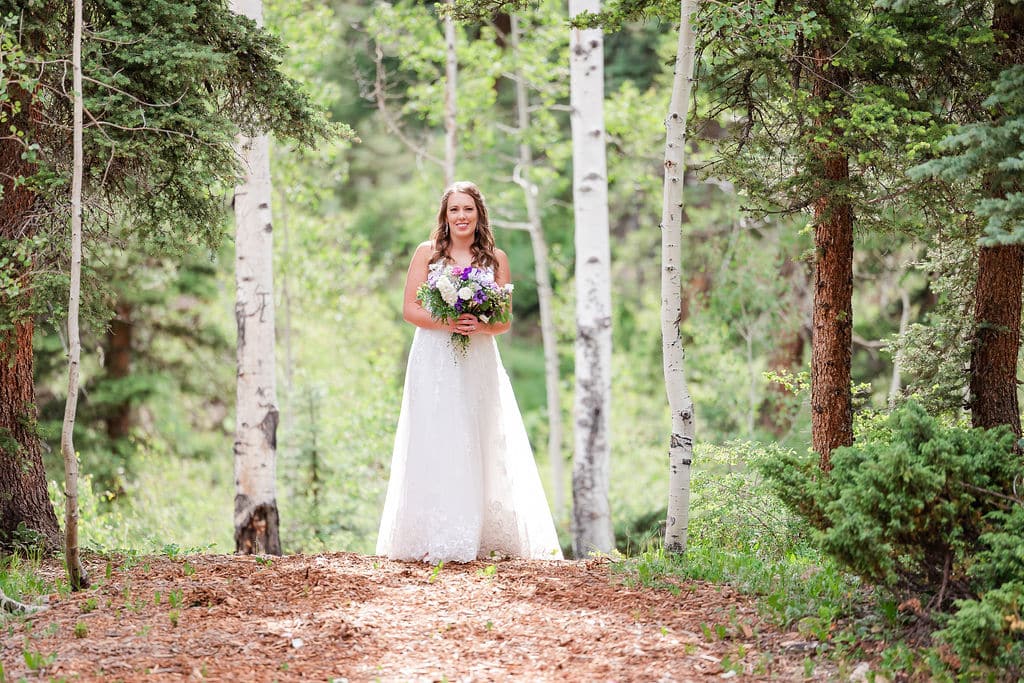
[{"x1": 375, "y1": 328, "x2": 563, "y2": 563}]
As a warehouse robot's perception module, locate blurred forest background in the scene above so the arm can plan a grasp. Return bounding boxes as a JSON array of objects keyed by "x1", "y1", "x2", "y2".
[
  {"x1": 19, "y1": 0, "x2": 1012, "y2": 556},
  {"x1": 3, "y1": 0, "x2": 1023, "y2": 675}
]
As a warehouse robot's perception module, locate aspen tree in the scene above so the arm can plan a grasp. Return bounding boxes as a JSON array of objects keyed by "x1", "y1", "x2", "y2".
[
  {"x1": 231, "y1": 0, "x2": 282, "y2": 556},
  {"x1": 661, "y1": 0, "x2": 699, "y2": 554},
  {"x1": 569, "y1": 0, "x2": 614, "y2": 556}
]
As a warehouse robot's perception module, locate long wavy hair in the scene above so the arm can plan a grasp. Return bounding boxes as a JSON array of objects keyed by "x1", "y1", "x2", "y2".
[{"x1": 430, "y1": 181, "x2": 498, "y2": 270}]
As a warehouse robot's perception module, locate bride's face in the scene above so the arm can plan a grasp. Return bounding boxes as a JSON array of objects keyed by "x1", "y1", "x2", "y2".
[{"x1": 447, "y1": 192, "x2": 478, "y2": 240}]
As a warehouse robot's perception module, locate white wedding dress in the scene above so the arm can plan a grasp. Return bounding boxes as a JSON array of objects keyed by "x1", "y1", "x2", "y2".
[{"x1": 376, "y1": 326, "x2": 563, "y2": 563}]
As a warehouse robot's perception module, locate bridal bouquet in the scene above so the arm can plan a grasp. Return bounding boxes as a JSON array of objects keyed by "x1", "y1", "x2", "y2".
[{"x1": 417, "y1": 262, "x2": 514, "y2": 354}]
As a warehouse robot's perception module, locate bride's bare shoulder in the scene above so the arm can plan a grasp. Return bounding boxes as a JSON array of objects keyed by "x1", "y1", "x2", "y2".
[{"x1": 410, "y1": 241, "x2": 435, "y2": 263}]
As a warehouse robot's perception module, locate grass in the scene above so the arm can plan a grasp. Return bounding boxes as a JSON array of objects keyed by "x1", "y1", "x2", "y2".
[
  {"x1": 0, "y1": 551, "x2": 53, "y2": 610},
  {"x1": 611, "y1": 542, "x2": 1020, "y2": 682},
  {"x1": 613, "y1": 543, "x2": 862, "y2": 632}
]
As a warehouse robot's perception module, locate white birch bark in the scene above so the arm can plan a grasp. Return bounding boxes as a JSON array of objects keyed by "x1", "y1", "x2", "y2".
[
  {"x1": 509, "y1": 15, "x2": 565, "y2": 516},
  {"x1": 443, "y1": 1, "x2": 457, "y2": 186},
  {"x1": 276, "y1": 185, "x2": 294, "y2": 438},
  {"x1": 60, "y1": 0, "x2": 88, "y2": 590},
  {"x1": 231, "y1": 0, "x2": 281, "y2": 555},
  {"x1": 662, "y1": 0, "x2": 699, "y2": 554},
  {"x1": 888, "y1": 288, "x2": 910, "y2": 409},
  {"x1": 0, "y1": 588, "x2": 46, "y2": 615},
  {"x1": 569, "y1": 0, "x2": 614, "y2": 557}
]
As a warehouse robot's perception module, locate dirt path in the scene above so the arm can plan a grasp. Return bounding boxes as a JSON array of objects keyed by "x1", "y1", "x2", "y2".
[{"x1": 1, "y1": 553, "x2": 834, "y2": 681}]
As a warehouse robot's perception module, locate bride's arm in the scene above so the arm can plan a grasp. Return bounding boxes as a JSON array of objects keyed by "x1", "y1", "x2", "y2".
[
  {"x1": 403, "y1": 243, "x2": 458, "y2": 331},
  {"x1": 477, "y1": 249, "x2": 512, "y2": 336}
]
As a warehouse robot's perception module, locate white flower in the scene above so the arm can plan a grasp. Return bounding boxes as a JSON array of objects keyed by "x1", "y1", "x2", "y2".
[
  {"x1": 438, "y1": 277, "x2": 458, "y2": 306},
  {"x1": 479, "y1": 314, "x2": 490, "y2": 323},
  {"x1": 458, "y1": 286, "x2": 474, "y2": 300}
]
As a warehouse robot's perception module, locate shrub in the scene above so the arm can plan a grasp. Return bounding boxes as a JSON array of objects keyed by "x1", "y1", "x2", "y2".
[
  {"x1": 759, "y1": 402, "x2": 1019, "y2": 606},
  {"x1": 615, "y1": 441, "x2": 811, "y2": 559},
  {"x1": 938, "y1": 505, "x2": 1024, "y2": 674},
  {"x1": 688, "y1": 441, "x2": 811, "y2": 559}
]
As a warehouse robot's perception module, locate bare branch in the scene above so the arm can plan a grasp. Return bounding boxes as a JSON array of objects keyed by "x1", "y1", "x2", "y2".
[
  {"x1": 0, "y1": 588, "x2": 48, "y2": 616},
  {"x1": 490, "y1": 218, "x2": 532, "y2": 231},
  {"x1": 371, "y1": 41, "x2": 443, "y2": 168}
]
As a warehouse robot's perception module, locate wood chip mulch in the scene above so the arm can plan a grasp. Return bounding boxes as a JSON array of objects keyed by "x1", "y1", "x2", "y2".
[{"x1": 1, "y1": 552, "x2": 836, "y2": 681}]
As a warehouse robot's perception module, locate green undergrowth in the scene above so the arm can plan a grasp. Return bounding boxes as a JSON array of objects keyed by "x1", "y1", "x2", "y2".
[
  {"x1": 0, "y1": 552, "x2": 57, "y2": 609},
  {"x1": 614, "y1": 543, "x2": 863, "y2": 636},
  {"x1": 611, "y1": 544, "x2": 981, "y2": 679}
]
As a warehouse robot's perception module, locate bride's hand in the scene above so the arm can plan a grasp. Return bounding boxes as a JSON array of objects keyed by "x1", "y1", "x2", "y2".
[{"x1": 452, "y1": 313, "x2": 479, "y2": 335}]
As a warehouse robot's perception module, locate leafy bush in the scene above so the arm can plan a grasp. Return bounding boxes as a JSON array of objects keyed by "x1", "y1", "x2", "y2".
[
  {"x1": 938, "y1": 505, "x2": 1024, "y2": 675},
  {"x1": 759, "y1": 402, "x2": 1018, "y2": 603},
  {"x1": 688, "y1": 441, "x2": 811, "y2": 559},
  {"x1": 940, "y1": 581, "x2": 1024, "y2": 676},
  {"x1": 615, "y1": 441, "x2": 811, "y2": 559},
  {"x1": 759, "y1": 402, "x2": 1024, "y2": 673}
]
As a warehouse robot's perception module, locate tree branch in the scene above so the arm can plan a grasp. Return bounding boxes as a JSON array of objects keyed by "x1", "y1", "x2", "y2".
[
  {"x1": 371, "y1": 41, "x2": 444, "y2": 168},
  {"x1": 0, "y1": 588, "x2": 47, "y2": 616}
]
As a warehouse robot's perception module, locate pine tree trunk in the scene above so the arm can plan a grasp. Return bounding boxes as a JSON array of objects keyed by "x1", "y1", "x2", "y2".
[
  {"x1": 0, "y1": 82, "x2": 61, "y2": 552},
  {"x1": 970, "y1": 0, "x2": 1024, "y2": 437},
  {"x1": 105, "y1": 302, "x2": 134, "y2": 441},
  {"x1": 231, "y1": 0, "x2": 281, "y2": 556},
  {"x1": 662, "y1": 0, "x2": 699, "y2": 555},
  {"x1": 509, "y1": 14, "x2": 564, "y2": 516},
  {"x1": 970, "y1": 244, "x2": 1023, "y2": 436},
  {"x1": 569, "y1": 0, "x2": 614, "y2": 557},
  {"x1": 0, "y1": 323, "x2": 61, "y2": 551},
  {"x1": 809, "y1": 29, "x2": 854, "y2": 469}
]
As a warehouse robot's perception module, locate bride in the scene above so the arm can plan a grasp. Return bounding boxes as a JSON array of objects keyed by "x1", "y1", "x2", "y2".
[{"x1": 376, "y1": 181, "x2": 563, "y2": 563}]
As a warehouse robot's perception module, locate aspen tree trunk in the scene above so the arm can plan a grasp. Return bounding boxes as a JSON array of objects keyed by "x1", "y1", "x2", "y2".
[
  {"x1": 443, "y1": 1, "x2": 457, "y2": 187},
  {"x1": 569, "y1": 0, "x2": 614, "y2": 557},
  {"x1": 276, "y1": 186, "x2": 294, "y2": 439},
  {"x1": 662, "y1": 0, "x2": 698, "y2": 555},
  {"x1": 809, "y1": 12, "x2": 854, "y2": 468},
  {"x1": 0, "y1": 588, "x2": 45, "y2": 615},
  {"x1": 231, "y1": 0, "x2": 282, "y2": 556},
  {"x1": 60, "y1": 0, "x2": 87, "y2": 590},
  {"x1": 510, "y1": 14, "x2": 564, "y2": 516},
  {"x1": 888, "y1": 288, "x2": 910, "y2": 409},
  {"x1": 970, "y1": 0, "x2": 1024, "y2": 438}
]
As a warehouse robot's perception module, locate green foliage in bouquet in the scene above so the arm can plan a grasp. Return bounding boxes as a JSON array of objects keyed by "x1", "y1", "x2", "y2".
[{"x1": 758, "y1": 402, "x2": 1019, "y2": 600}]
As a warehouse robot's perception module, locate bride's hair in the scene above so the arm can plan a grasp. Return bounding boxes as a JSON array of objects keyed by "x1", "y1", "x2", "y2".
[{"x1": 430, "y1": 181, "x2": 498, "y2": 270}]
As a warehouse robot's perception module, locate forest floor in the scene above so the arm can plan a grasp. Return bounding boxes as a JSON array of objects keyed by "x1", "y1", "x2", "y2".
[{"x1": 1, "y1": 552, "x2": 840, "y2": 682}]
